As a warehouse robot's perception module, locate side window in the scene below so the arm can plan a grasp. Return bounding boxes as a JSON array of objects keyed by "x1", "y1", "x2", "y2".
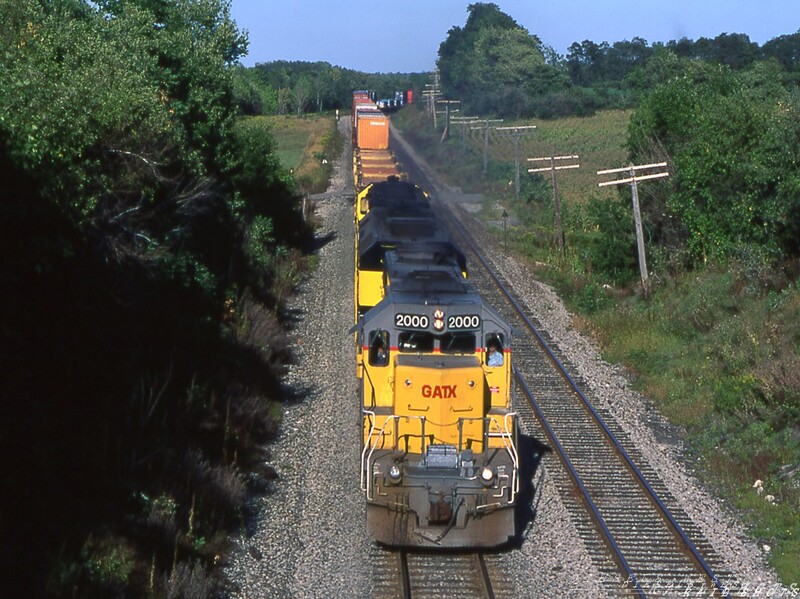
[
  {"x1": 369, "y1": 330, "x2": 389, "y2": 367},
  {"x1": 485, "y1": 333, "x2": 505, "y2": 367}
]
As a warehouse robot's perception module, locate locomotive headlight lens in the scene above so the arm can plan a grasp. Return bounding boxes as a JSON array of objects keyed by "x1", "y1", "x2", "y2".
[
  {"x1": 388, "y1": 465, "x2": 402, "y2": 483},
  {"x1": 480, "y1": 466, "x2": 495, "y2": 486}
]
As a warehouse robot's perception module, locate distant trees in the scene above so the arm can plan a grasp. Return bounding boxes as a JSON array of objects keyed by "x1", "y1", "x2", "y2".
[
  {"x1": 434, "y1": 6, "x2": 799, "y2": 120},
  {"x1": 762, "y1": 31, "x2": 800, "y2": 74},
  {"x1": 234, "y1": 60, "x2": 428, "y2": 116}
]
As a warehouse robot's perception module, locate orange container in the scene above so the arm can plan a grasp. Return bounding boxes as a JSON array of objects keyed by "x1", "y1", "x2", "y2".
[{"x1": 357, "y1": 111, "x2": 389, "y2": 150}]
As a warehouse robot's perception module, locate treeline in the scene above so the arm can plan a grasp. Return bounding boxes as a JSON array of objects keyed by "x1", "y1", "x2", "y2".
[
  {"x1": 233, "y1": 60, "x2": 429, "y2": 116},
  {"x1": 438, "y1": 2, "x2": 800, "y2": 119},
  {"x1": 433, "y1": 4, "x2": 800, "y2": 271},
  {"x1": 1, "y1": 1, "x2": 312, "y2": 596}
]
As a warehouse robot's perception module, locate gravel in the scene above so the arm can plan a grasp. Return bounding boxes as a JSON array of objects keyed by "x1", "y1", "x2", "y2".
[
  {"x1": 225, "y1": 118, "x2": 789, "y2": 598},
  {"x1": 445, "y1": 198, "x2": 789, "y2": 597},
  {"x1": 224, "y1": 116, "x2": 370, "y2": 598}
]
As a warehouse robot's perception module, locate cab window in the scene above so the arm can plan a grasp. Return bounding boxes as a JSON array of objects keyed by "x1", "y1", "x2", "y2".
[
  {"x1": 368, "y1": 330, "x2": 389, "y2": 366},
  {"x1": 398, "y1": 331, "x2": 434, "y2": 352},
  {"x1": 439, "y1": 332, "x2": 476, "y2": 354},
  {"x1": 485, "y1": 333, "x2": 505, "y2": 367}
]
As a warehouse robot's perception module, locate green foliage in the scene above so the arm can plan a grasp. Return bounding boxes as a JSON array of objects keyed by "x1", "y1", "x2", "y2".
[
  {"x1": 577, "y1": 266, "x2": 800, "y2": 584},
  {"x1": 248, "y1": 60, "x2": 428, "y2": 116},
  {"x1": 629, "y1": 60, "x2": 800, "y2": 263},
  {"x1": 0, "y1": 1, "x2": 309, "y2": 596},
  {"x1": 583, "y1": 196, "x2": 638, "y2": 285},
  {"x1": 438, "y1": 3, "x2": 559, "y2": 118}
]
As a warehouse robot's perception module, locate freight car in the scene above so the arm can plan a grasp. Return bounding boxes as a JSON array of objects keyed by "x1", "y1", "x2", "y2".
[{"x1": 351, "y1": 91, "x2": 519, "y2": 548}]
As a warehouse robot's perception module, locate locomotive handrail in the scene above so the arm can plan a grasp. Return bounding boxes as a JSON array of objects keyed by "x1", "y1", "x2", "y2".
[{"x1": 361, "y1": 411, "x2": 519, "y2": 504}]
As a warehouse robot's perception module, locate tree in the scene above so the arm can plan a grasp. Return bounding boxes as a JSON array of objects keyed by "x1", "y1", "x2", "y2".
[
  {"x1": 762, "y1": 31, "x2": 800, "y2": 73},
  {"x1": 437, "y1": 3, "x2": 547, "y2": 117},
  {"x1": 292, "y1": 75, "x2": 313, "y2": 115},
  {"x1": 566, "y1": 40, "x2": 606, "y2": 85},
  {"x1": 628, "y1": 61, "x2": 800, "y2": 262},
  {"x1": 0, "y1": 2, "x2": 306, "y2": 595}
]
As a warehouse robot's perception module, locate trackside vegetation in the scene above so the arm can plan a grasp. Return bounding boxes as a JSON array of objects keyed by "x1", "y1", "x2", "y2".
[
  {"x1": 386, "y1": 5, "x2": 800, "y2": 585},
  {"x1": 0, "y1": 1, "x2": 339, "y2": 596}
]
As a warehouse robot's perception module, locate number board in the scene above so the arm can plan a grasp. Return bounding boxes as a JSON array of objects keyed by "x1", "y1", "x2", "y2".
[
  {"x1": 395, "y1": 313, "x2": 429, "y2": 329},
  {"x1": 446, "y1": 314, "x2": 481, "y2": 330},
  {"x1": 394, "y1": 313, "x2": 482, "y2": 330}
]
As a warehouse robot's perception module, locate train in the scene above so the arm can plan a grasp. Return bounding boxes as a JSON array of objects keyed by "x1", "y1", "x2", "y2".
[{"x1": 351, "y1": 91, "x2": 520, "y2": 548}]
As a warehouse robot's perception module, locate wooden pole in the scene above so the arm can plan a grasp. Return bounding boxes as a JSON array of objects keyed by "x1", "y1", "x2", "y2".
[
  {"x1": 597, "y1": 162, "x2": 669, "y2": 296},
  {"x1": 528, "y1": 155, "x2": 580, "y2": 255}
]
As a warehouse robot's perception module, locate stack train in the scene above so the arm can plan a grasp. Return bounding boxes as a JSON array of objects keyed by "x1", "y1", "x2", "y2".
[{"x1": 351, "y1": 90, "x2": 520, "y2": 548}]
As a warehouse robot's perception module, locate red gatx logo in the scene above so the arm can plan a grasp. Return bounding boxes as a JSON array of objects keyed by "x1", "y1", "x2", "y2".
[{"x1": 421, "y1": 384, "x2": 457, "y2": 398}]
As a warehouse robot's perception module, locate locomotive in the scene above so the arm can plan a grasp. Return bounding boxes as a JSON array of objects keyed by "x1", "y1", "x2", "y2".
[{"x1": 352, "y1": 91, "x2": 519, "y2": 548}]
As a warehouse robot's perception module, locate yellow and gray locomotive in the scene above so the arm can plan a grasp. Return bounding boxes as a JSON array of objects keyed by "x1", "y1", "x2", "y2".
[{"x1": 357, "y1": 256, "x2": 518, "y2": 548}]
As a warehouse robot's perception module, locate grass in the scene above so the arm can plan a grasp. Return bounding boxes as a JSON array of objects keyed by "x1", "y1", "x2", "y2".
[
  {"x1": 262, "y1": 113, "x2": 343, "y2": 195},
  {"x1": 393, "y1": 105, "x2": 631, "y2": 207},
  {"x1": 393, "y1": 103, "x2": 800, "y2": 586},
  {"x1": 263, "y1": 114, "x2": 326, "y2": 170}
]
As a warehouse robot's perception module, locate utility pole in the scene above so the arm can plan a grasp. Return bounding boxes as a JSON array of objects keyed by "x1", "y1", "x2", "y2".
[
  {"x1": 496, "y1": 125, "x2": 537, "y2": 197},
  {"x1": 422, "y1": 87, "x2": 441, "y2": 125},
  {"x1": 451, "y1": 116, "x2": 479, "y2": 150},
  {"x1": 597, "y1": 162, "x2": 670, "y2": 296},
  {"x1": 436, "y1": 100, "x2": 461, "y2": 143},
  {"x1": 470, "y1": 118, "x2": 504, "y2": 174},
  {"x1": 528, "y1": 154, "x2": 580, "y2": 254},
  {"x1": 422, "y1": 72, "x2": 442, "y2": 125}
]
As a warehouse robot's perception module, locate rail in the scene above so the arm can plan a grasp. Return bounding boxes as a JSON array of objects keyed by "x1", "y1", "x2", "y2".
[{"x1": 442, "y1": 205, "x2": 729, "y2": 597}]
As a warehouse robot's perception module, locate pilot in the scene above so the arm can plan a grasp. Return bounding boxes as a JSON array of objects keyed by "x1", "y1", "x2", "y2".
[
  {"x1": 487, "y1": 341, "x2": 504, "y2": 367},
  {"x1": 374, "y1": 342, "x2": 388, "y2": 366}
]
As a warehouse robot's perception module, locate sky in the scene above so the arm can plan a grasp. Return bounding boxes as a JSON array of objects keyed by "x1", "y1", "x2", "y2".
[{"x1": 229, "y1": 1, "x2": 800, "y2": 73}]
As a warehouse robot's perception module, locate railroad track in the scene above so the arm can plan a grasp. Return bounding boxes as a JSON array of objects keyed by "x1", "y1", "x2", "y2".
[
  {"x1": 386, "y1": 125, "x2": 737, "y2": 597},
  {"x1": 369, "y1": 546, "x2": 516, "y2": 598},
  {"x1": 439, "y1": 203, "x2": 737, "y2": 598}
]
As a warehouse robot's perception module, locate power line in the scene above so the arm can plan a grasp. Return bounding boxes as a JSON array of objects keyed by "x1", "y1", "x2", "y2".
[
  {"x1": 470, "y1": 118, "x2": 504, "y2": 174},
  {"x1": 496, "y1": 125, "x2": 537, "y2": 197}
]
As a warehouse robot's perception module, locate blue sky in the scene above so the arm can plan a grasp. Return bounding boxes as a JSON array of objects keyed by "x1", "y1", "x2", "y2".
[{"x1": 229, "y1": 1, "x2": 800, "y2": 73}]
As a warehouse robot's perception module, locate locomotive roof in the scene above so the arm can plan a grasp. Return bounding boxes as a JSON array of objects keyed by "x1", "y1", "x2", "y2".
[
  {"x1": 384, "y1": 242, "x2": 467, "y2": 277},
  {"x1": 359, "y1": 273, "x2": 511, "y2": 336},
  {"x1": 359, "y1": 261, "x2": 510, "y2": 333},
  {"x1": 358, "y1": 208, "x2": 451, "y2": 267},
  {"x1": 389, "y1": 266, "x2": 472, "y2": 296},
  {"x1": 366, "y1": 178, "x2": 428, "y2": 205}
]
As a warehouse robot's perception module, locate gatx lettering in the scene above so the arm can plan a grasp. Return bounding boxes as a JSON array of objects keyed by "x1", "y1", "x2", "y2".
[{"x1": 421, "y1": 384, "x2": 457, "y2": 398}]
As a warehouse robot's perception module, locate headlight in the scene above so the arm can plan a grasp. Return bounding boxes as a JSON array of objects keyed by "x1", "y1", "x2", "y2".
[
  {"x1": 480, "y1": 466, "x2": 495, "y2": 486},
  {"x1": 388, "y1": 465, "x2": 402, "y2": 483}
]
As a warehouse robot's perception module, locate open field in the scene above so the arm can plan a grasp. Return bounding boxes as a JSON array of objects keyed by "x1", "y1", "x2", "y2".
[{"x1": 259, "y1": 113, "x2": 341, "y2": 195}]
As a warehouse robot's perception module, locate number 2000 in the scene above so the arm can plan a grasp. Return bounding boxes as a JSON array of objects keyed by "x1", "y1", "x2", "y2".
[
  {"x1": 447, "y1": 315, "x2": 480, "y2": 329},
  {"x1": 395, "y1": 313, "x2": 429, "y2": 329}
]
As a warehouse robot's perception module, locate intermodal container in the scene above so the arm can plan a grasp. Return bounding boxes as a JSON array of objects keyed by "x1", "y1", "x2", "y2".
[{"x1": 356, "y1": 110, "x2": 389, "y2": 150}]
